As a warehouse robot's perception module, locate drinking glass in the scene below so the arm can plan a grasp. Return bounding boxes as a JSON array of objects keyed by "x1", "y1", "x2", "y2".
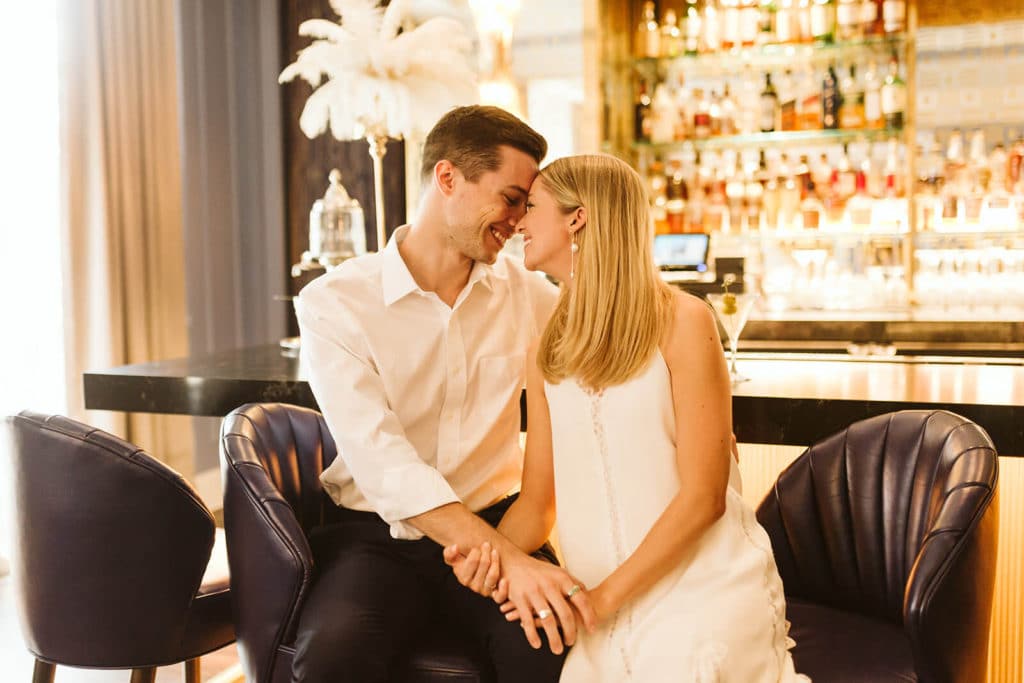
[{"x1": 707, "y1": 291, "x2": 759, "y2": 385}]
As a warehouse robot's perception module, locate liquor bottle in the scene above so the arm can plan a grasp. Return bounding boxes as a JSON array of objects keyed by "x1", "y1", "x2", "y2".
[
  {"x1": 882, "y1": 138, "x2": 901, "y2": 198},
  {"x1": 810, "y1": 0, "x2": 836, "y2": 43},
  {"x1": 738, "y1": 66, "x2": 760, "y2": 133},
  {"x1": 862, "y1": 146, "x2": 883, "y2": 197},
  {"x1": 880, "y1": 53, "x2": 906, "y2": 129},
  {"x1": 725, "y1": 158, "x2": 747, "y2": 232},
  {"x1": 942, "y1": 130, "x2": 965, "y2": 221},
  {"x1": 774, "y1": 0, "x2": 798, "y2": 43},
  {"x1": 745, "y1": 154, "x2": 766, "y2": 230},
  {"x1": 672, "y1": 76, "x2": 693, "y2": 139},
  {"x1": 685, "y1": 0, "x2": 704, "y2": 55},
  {"x1": 720, "y1": 84, "x2": 739, "y2": 135},
  {"x1": 846, "y1": 170, "x2": 874, "y2": 227},
  {"x1": 703, "y1": 160, "x2": 727, "y2": 232},
  {"x1": 988, "y1": 142, "x2": 1009, "y2": 194},
  {"x1": 650, "y1": 83, "x2": 678, "y2": 144},
  {"x1": 862, "y1": 0, "x2": 883, "y2": 36},
  {"x1": 812, "y1": 152, "x2": 833, "y2": 189},
  {"x1": 693, "y1": 88, "x2": 712, "y2": 138},
  {"x1": 982, "y1": 142, "x2": 1015, "y2": 229},
  {"x1": 822, "y1": 63, "x2": 840, "y2": 129},
  {"x1": 882, "y1": 0, "x2": 905, "y2": 34},
  {"x1": 836, "y1": 0, "x2": 863, "y2": 41},
  {"x1": 704, "y1": 0, "x2": 723, "y2": 52},
  {"x1": 635, "y1": 80, "x2": 652, "y2": 142},
  {"x1": 797, "y1": 0, "x2": 814, "y2": 44},
  {"x1": 796, "y1": 154, "x2": 812, "y2": 197},
  {"x1": 838, "y1": 64, "x2": 865, "y2": 129},
  {"x1": 648, "y1": 161, "x2": 669, "y2": 235},
  {"x1": 778, "y1": 155, "x2": 801, "y2": 229},
  {"x1": 830, "y1": 143, "x2": 858, "y2": 221},
  {"x1": 722, "y1": 0, "x2": 741, "y2": 50},
  {"x1": 863, "y1": 60, "x2": 883, "y2": 129},
  {"x1": 740, "y1": 0, "x2": 761, "y2": 47},
  {"x1": 763, "y1": 155, "x2": 781, "y2": 230},
  {"x1": 665, "y1": 160, "x2": 689, "y2": 234},
  {"x1": 778, "y1": 69, "x2": 798, "y2": 131},
  {"x1": 760, "y1": 73, "x2": 779, "y2": 132},
  {"x1": 709, "y1": 90, "x2": 724, "y2": 136},
  {"x1": 801, "y1": 180, "x2": 825, "y2": 228},
  {"x1": 661, "y1": 9, "x2": 684, "y2": 57},
  {"x1": 758, "y1": 0, "x2": 776, "y2": 44},
  {"x1": 964, "y1": 129, "x2": 988, "y2": 222},
  {"x1": 798, "y1": 66, "x2": 823, "y2": 130},
  {"x1": 636, "y1": 1, "x2": 661, "y2": 58},
  {"x1": 1008, "y1": 132, "x2": 1024, "y2": 192}
]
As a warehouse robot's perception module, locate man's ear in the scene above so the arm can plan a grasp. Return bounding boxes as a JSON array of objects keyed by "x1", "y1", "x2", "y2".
[
  {"x1": 569, "y1": 206, "x2": 587, "y2": 234},
  {"x1": 434, "y1": 160, "x2": 459, "y2": 197}
]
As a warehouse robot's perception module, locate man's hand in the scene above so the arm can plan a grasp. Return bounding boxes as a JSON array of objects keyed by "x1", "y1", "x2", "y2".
[{"x1": 443, "y1": 542, "x2": 502, "y2": 599}]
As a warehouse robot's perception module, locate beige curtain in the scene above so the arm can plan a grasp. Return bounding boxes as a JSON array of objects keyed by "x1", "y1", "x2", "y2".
[{"x1": 58, "y1": 0, "x2": 192, "y2": 475}]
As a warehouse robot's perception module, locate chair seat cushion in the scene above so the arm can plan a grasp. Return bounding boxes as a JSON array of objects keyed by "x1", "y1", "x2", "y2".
[
  {"x1": 787, "y1": 599, "x2": 917, "y2": 683},
  {"x1": 181, "y1": 585, "x2": 235, "y2": 660}
]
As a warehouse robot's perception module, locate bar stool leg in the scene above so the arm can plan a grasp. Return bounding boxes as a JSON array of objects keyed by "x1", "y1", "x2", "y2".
[
  {"x1": 31, "y1": 660, "x2": 55, "y2": 683},
  {"x1": 129, "y1": 667, "x2": 156, "y2": 683},
  {"x1": 185, "y1": 658, "x2": 201, "y2": 683}
]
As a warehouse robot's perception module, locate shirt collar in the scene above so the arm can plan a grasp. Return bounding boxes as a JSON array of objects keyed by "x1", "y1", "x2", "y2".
[{"x1": 381, "y1": 225, "x2": 502, "y2": 307}]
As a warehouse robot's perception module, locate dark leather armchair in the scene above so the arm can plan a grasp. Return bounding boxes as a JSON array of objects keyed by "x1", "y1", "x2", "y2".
[
  {"x1": 757, "y1": 410, "x2": 999, "y2": 683},
  {"x1": 2, "y1": 411, "x2": 234, "y2": 683},
  {"x1": 220, "y1": 402, "x2": 492, "y2": 683}
]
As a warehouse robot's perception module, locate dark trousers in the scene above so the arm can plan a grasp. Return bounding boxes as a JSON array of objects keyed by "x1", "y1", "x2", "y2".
[{"x1": 291, "y1": 495, "x2": 567, "y2": 682}]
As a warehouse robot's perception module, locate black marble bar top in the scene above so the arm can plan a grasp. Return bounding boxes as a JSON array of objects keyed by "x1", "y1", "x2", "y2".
[{"x1": 83, "y1": 344, "x2": 1024, "y2": 455}]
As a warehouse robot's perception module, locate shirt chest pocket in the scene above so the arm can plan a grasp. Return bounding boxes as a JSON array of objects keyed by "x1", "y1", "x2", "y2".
[{"x1": 475, "y1": 353, "x2": 527, "y2": 403}]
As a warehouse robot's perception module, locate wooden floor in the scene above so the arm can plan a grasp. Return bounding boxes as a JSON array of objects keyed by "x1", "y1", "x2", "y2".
[{"x1": 0, "y1": 574, "x2": 242, "y2": 682}]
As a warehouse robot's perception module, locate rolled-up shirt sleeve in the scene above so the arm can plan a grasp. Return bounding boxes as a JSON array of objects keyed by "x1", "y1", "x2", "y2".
[{"x1": 295, "y1": 288, "x2": 459, "y2": 540}]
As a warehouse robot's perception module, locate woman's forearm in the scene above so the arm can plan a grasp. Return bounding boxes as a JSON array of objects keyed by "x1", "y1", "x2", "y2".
[
  {"x1": 496, "y1": 495, "x2": 555, "y2": 554},
  {"x1": 595, "y1": 491, "x2": 725, "y2": 617}
]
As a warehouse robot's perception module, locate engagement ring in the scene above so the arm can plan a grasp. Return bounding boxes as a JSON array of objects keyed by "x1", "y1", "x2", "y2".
[{"x1": 536, "y1": 609, "x2": 552, "y2": 620}]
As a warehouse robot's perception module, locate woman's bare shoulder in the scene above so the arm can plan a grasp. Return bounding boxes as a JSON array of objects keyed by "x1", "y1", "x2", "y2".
[{"x1": 661, "y1": 289, "x2": 719, "y2": 363}]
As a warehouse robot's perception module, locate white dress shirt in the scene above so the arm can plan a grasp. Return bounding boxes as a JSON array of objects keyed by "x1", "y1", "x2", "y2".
[{"x1": 295, "y1": 226, "x2": 559, "y2": 540}]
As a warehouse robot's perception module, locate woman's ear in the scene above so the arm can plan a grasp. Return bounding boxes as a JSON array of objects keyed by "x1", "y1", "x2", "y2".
[{"x1": 569, "y1": 206, "x2": 587, "y2": 234}]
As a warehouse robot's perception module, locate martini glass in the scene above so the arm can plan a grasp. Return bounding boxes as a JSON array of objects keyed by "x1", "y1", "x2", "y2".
[{"x1": 707, "y1": 291, "x2": 759, "y2": 385}]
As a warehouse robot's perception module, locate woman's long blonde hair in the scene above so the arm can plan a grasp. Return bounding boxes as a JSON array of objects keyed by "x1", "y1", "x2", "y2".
[{"x1": 537, "y1": 155, "x2": 675, "y2": 390}]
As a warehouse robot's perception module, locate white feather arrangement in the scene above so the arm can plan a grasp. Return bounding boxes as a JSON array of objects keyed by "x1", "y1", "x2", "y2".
[{"x1": 279, "y1": 0, "x2": 478, "y2": 141}]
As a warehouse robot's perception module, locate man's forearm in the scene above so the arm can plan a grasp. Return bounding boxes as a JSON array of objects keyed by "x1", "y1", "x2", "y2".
[{"x1": 406, "y1": 502, "x2": 528, "y2": 559}]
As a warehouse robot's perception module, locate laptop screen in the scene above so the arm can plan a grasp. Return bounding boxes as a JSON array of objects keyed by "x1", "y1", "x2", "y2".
[{"x1": 653, "y1": 233, "x2": 710, "y2": 272}]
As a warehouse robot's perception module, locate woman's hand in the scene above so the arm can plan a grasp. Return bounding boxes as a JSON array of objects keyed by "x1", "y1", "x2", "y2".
[
  {"x1": 500, "y1": 581, "x2": 613, "y2": 630},
  {"x1": 443, "y1": 542, "x2": 502, "y2": 599}
]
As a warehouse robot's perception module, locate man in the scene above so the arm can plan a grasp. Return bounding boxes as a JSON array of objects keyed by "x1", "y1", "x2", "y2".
[{"x1": 293, "y1": 105, "x2": 592, "y2": 682}]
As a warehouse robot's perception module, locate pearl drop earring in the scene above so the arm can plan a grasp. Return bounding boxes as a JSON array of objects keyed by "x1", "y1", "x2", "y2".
[{"x1": 570, "y1": 233, "x2": 579, "y2": 280}]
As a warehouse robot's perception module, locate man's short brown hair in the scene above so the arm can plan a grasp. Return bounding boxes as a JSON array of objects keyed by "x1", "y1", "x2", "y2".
[{"x1": 420, "y1": 105, "x2": 547, "y2": 184}]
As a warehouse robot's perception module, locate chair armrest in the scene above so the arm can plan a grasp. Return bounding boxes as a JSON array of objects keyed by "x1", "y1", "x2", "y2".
[
  {"x1": 904, "y1": 473, "x2": 998, "y2": 683},
  {"x1": 221, "y1": 433, "x2": 315, "y2": 683}
]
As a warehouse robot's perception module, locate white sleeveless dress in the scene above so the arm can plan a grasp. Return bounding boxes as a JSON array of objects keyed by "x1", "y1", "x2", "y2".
[{"x1": 546, "y1": 350, "x2": 810, "y2": 683}]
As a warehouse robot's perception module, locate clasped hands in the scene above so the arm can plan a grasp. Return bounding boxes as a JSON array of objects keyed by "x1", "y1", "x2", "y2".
[{"x1": 442, "y1": 542, "x2": 598, "y2": 655}]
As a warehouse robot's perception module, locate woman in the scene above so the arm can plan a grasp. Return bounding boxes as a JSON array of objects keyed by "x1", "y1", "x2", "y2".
[{"x1": 448, "y1": 155, "x2": 808, "y2": 682}]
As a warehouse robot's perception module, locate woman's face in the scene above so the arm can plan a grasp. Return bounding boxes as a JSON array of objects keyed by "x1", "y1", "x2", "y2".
[{"x1": 518, "y1": 177, "x2": 574, "y2": 281}]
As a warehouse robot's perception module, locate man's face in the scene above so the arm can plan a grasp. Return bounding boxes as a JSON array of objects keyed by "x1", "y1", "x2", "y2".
[{"x1": 444, "y1": 145, "x2": 539, "y2": 265}]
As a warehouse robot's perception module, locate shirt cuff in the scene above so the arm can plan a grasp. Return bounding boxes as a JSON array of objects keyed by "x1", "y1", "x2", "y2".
[{"x1": 380, "y1": 464, "x2": 461, "y2": 540}]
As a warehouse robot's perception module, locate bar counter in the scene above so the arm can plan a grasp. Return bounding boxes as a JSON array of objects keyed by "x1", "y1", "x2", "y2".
[{"x1": 84, "y1": 344, "x2": 1024, "y2": 455}]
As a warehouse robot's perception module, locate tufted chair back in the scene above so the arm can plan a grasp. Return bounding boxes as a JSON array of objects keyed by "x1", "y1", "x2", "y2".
[
  {"x1": 757, "y1": 410, "x2": 999, "y2": 682},
  {"x1": 3, "y1": 411, "x2": 234, "y2": 681},
  {"x1": 221, "y1": 402, "x2": 494, "y2": 683}
]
